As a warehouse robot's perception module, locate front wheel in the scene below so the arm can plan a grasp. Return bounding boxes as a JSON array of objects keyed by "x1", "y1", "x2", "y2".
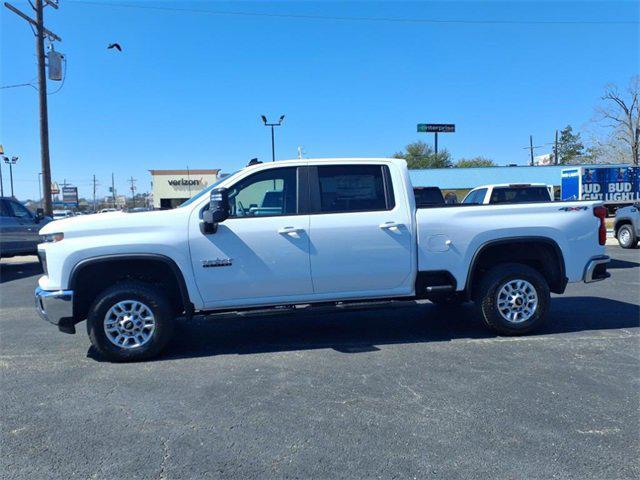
[
  {"x1": 87, "y1": 281, "x2": 175, "y2": 362},
  {"x1": 476, "y1": 263, "x2": 550, "y2": 335},
  {"x1": 617, "y1": 224, "x2": 638, "y2": 249}
]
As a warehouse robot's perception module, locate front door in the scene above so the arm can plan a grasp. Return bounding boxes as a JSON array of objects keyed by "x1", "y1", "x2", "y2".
[
  {"x1": 189, "y1": 166, "x2": 314, "y2": 308},
  {"x1": 307, "y1": 163, "x2": 414, "y2": 297}
]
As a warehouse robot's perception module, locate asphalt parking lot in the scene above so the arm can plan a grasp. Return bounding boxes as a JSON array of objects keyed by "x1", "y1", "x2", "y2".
[{"x1": 1, "y1": 246, "x2": 639, "y2": 479}]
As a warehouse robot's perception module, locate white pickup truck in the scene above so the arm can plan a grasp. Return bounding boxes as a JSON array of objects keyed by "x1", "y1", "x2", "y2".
[{"x1": 36, "y1": 158, "x2": 610, "y2": 361}]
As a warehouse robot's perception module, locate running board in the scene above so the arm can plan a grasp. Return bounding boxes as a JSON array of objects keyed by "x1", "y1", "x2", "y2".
[{"x1": 425, "y1": 285, "x2": 455, "y2": 293}]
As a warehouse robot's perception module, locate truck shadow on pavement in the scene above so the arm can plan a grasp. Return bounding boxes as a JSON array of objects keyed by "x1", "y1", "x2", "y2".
[
  {"x1": 0, "y1": 260, "x2": 42, "y2": 284},
  {"x1": 105, "y1": 296, "x2": 639, "y2": 362},
  {"x1": 608, "y1": 257, "x2": 640, "y2": 269}
]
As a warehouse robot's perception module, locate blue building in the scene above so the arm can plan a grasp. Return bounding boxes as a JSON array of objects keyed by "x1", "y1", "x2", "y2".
[
  {"x1": 409, "y1": 164, "x2": 629, "y2": 190},
  {"x1": 408, "y1": 164, "x2": 630, "y2": 190}
]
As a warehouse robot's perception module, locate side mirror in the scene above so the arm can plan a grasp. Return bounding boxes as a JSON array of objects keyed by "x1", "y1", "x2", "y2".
[
  {"x1": 35, "y1": 208, "x2": 45, "y2": 223},
  {"x1": 201, "y1": 187, "x2": 229, "y2": 234}
]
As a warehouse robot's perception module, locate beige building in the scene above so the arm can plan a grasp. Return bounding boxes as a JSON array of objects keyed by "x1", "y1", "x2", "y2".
[{"x1": 150, "y1": 169, "x2": 220, "y2": 209}]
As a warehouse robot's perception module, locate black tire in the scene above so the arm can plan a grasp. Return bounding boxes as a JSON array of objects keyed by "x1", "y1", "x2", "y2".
[
  {"x1": 87, "y1": 281, "x2": 175, "y2": 362},
  {"x1": 617, "y1": 224, "x2": 638, "y2": 249},
  {"x1": 476, "y1": 263, "x2": 550, "y2": 335}
]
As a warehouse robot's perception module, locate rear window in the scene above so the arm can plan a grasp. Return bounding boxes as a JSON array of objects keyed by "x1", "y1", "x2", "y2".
[
  {"x1": 414, "y1": 188, "x2": 445, "y2": 207},
  {"x1": 490, "y1": 187, "x2": 550, "y2": 204}
]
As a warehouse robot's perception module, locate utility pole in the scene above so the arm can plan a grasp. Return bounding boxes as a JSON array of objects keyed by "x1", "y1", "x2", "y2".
[
  {"x1": 522, "y1": 136, "x2": 543, "y2": 165},
  {"x1": 529, "y1": 135, "x2": 534, "y2": 166},
  {"x1": 111, "y1": 173, "x2": 116, "y2": 208},
  {"x1": 554, "y1": 129, "x2": 559, "y2": 165},
  {"x1": 92, "y1": 174, "x2": 98, "y2": 212},
  {"x1": 129, "y1": 177, "x2": 136, "y2": 208},
  {"x1": 4, "y1": 0, "x2": 61, "y2": 216},
  {"x1": 0, "y1": 144, "x2": 3, "y2": 196},
  {"x1": 38, "y1": 172, "x2": 43, "y2": 204}
]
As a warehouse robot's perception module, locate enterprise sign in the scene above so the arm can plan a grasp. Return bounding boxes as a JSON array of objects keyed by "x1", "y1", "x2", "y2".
[{"x1": 417, "y1": 124, "x2": 455, "y2": 133}]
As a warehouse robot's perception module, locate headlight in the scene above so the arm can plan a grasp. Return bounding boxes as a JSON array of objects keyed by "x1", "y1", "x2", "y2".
[{"x1": 41, "y1": 232, "x2": 64, "y2": 243}]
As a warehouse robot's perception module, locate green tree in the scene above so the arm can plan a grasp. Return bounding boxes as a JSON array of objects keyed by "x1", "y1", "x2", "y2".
[
  {"x1": 392, "y1": 141, "x2": 452, "y2": 169},
  {"x1": 455, "y1": 156, "x2": 496, "y2": 168},
  {"x1": 557, "y1": 125, "x2": 585, "y2": 164}
]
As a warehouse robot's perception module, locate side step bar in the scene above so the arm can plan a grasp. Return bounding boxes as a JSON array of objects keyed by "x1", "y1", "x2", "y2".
[{"x1": 425, "y1": 285, "x2": 455, "y2": 293}]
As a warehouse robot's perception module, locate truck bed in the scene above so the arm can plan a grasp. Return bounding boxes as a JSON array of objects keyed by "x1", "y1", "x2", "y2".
[{"x1": 416, "y1": 201, "x2": 603, "y2": 290}]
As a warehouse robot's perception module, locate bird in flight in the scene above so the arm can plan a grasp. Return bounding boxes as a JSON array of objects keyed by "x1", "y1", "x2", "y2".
[{"x1": 107, "y1": 43, "x2": 122, "y2": 52}]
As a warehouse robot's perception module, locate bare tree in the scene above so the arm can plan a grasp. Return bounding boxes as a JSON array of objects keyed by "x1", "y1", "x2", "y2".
[{"x1": 597, "y1": 76, "x2": 639, "y2": 165}]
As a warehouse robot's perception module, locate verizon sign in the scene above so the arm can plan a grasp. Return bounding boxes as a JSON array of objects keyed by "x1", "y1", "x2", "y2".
[{"x1": 168, "y1": 178, "x2": 203, "y2": 187}]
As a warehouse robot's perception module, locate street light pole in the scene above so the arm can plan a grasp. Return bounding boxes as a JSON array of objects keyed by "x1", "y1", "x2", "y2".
[
  {"x1": 3, "y1": 156, "x2": 18, "y2": 197},
  {"x1": 261, "y1": 115, "x2": 285, "y2": 162}
]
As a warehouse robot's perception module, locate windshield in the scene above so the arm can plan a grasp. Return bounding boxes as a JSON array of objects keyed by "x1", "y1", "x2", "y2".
[{"x1": 179, "y1": 174, "x2": 236, "y2": 208}]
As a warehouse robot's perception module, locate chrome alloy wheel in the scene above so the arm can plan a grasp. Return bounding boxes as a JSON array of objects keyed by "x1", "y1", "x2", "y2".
[
  {"x1": 103, "y1": 300, "x2": 156, "y2": 349},
  {"x1": 619, "y1": 227, "x2": 631, "y2": 246},
  {"x1": 496, "y1": 279, "x2": 538, "y2": 324}
]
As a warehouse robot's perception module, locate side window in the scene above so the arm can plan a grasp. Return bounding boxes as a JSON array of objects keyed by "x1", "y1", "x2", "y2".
[
  {"x1": 6, "y1": 200, "x2": 33, "y2": 220},
  {"x1": 316, "y1": 165, "x2": 392, "y2": 213},
  {"x1": 0, "y1": 201, "x2": 10, "y2": 217},
  {"x1": 463, "y1": 189, "x2": 486, "y2": 204},
  {"x1": 227, "y1": 167, "x2": 297, "y2": 218}
]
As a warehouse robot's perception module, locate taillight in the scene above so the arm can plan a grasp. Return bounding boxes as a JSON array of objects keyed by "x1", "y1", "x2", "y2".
[{"x1": 593, "y1": 206, "x2": 607, "y2": 245}]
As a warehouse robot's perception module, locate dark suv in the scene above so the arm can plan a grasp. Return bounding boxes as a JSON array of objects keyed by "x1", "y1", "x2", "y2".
[{"x1": 0, "y1": 197, "x2": 50, "y2": 258}]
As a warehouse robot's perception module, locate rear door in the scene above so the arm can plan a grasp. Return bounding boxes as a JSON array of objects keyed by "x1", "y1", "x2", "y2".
[{"x1": 307, "y1": 163, "x2": 414, "y2": 297}]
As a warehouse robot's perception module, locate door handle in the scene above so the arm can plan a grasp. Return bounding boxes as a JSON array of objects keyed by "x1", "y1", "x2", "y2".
[
  {"x1": 379, "y1": 221, "x2": 401, "y2": 230},
  {"x1": 278, "y1": 226, "x2": 304, "y2": 235}
]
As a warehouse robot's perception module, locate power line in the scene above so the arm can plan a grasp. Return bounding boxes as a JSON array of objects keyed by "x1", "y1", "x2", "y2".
[
  {"x1": 69, "y1": 1, "x2": 638, "y2": 25},
  {"x1": 0, "y1": 82, "x2": 38, "y2": 90}
]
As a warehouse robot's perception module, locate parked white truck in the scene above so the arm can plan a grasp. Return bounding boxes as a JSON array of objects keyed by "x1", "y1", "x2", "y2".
[{"x1": 36, "y1": 158, "x2": 610, "y2": 361}]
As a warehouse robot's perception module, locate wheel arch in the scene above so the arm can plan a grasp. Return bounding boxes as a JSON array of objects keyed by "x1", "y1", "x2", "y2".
[
  {"x1": 614, "y1": 218, "x2": 632, "y2": 236},
  {"x1": 69, "y1": 253, "x2": 194, "y2": 322},
  {"x1": 465, "y1": 236, "x2": 567, "y2": 299}
]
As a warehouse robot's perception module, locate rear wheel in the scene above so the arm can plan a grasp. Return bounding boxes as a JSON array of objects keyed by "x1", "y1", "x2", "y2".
[
  {"x1": 476, "y1": 263, "x2": 550, "y2": 335},
  {"x1": 87, "y1": 281, "x2": 175, "y2": 362},
  {"x1": 617, "y1": 224, "x2": 638, "y2": 249}
]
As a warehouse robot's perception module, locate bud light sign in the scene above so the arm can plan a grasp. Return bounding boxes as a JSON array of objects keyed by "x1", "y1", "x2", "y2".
[{"x1": 562, "y1": 166, "x2": 639, "y2": 204}]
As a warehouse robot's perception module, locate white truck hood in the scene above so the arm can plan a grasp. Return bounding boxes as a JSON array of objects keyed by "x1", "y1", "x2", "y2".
[{"x1": 39, "y1": 209, "x2": 186, "y2": 238}]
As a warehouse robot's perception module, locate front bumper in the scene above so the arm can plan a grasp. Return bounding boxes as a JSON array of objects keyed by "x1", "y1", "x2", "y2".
[
  {"x1": 35, "y1": 287, "x2": 75, "y2": 332},
  {"x1": 583, "y1": 255, "x2": 610, "y2": 283}
]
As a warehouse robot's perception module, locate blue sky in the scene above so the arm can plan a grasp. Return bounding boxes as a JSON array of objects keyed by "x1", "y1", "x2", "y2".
[{"x1": 1, "y1": 1, "x2": 638, "y2": 200}]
